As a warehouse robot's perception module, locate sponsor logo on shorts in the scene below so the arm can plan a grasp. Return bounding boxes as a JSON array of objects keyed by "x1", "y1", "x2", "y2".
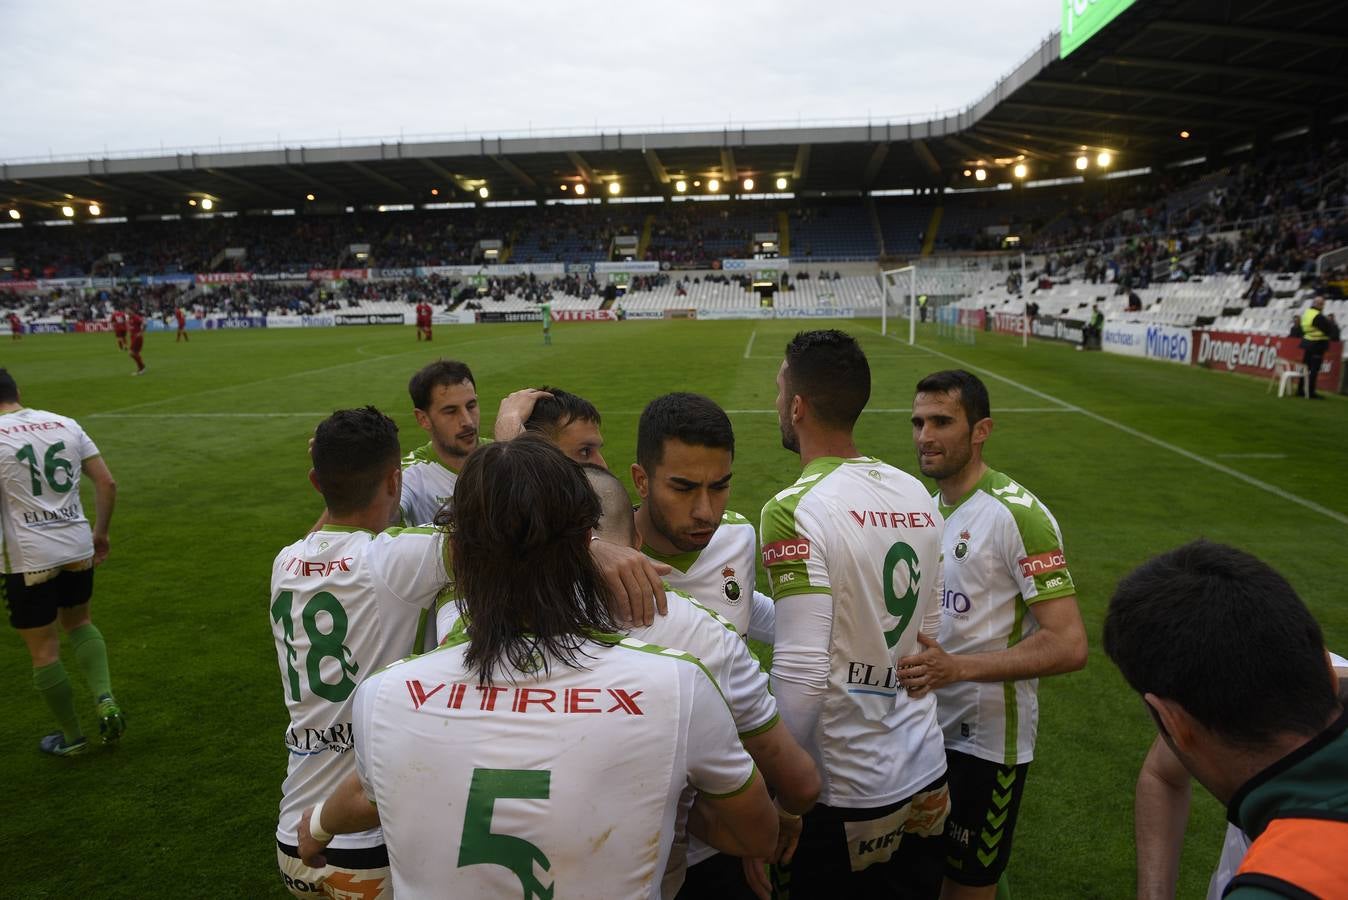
[
  {"x1": 763, "y1": 538, "x2": 811, "y2": 565},
  {"x1": 1018, "y1": 549, "x2": 1067, "y2": 578}
]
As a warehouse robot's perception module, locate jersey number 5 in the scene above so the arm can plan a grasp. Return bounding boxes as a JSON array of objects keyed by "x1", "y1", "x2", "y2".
[
  {"x1": 459, "y1": 767, "x2": 554, "y2": 899},
  {"x1": 270, "y1": 590, "x2": 360, "y2": 702},
  {"x1": 882, "y1": 541, "x2": 922, "y2": 649}
]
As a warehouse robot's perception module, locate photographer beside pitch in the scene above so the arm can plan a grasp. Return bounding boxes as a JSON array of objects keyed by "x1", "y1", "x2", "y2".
[{"x1": 901, "y1": 369, "x2": 1087, "y2": 900}]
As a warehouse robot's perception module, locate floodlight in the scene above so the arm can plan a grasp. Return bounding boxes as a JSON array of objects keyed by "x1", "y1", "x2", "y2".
[
  {"x1": 88, "y1": 204, "x2": 101, "y2": 216},
  {"x1": 775, "y1": 177, "x2": 787, "y2": 191},
  {"x1": 188, "y1": 199, "x2": 197, "y2": 206},
  {"x1": 575, "y1": 183, "x2": 586, "y2": 196},
  {"x1": 7, "y1": 209, "x2": 19, "y2": 220},
  {"x1": 201, "y1": 198, "x2": 214, "y2": 210},
  {"x1": 708, "y1": 179, "x2": 720, "y2": 192},
  {"x1": 560, "y1": 184, "x2": 568, "y2": 191},
  {"x1": 431, "y1": 188, "x2": 439, "y2": 196},
  {"x1": 742, "y1": 178, "x2": 754, "y2": 191},
  {"x1": 974, "y1": 169, "x2": 987, "y2": 182},
  {"x1": 306, "y1": 193, "x2": 316, "y2": 201},
  {"x1": 608, "y1": 182, "x2": 620, "y2": 195},
  {"x1": 963, "y1": 169, "x2": 972, "y2": 177},
  {"x1": 1179, "y1": 130, "x2": 1191, "y2": 139},
  {"x1": 1075, "y1": 156, "x2": 1089, "y2": 171},
  {"x1": 1097, "y1": 151, "x2": 1112, "y2": 168},
  {"x1": 478, "y1": 186, "x2": 489, "y2": 199},
  {"x1": 1013, "y1": 163, "x2": 1028, "y2": 179},
  {"x1": 61, "y1": 205, "x2": 74, "y2": 217},
  {"x1": 675, "y1": 180, "x2": 687, "y2": 193},
  {"x1": 693, "y1": 180, "x2": 701, "y2": 187}
]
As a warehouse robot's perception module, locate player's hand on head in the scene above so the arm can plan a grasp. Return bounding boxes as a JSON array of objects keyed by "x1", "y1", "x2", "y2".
[
  {"x1": 492, "y1": 388, "x2": 553, "y2": 441},
  {"x1": 590, "y1": 539, "x2": 670, "y2": 627}
]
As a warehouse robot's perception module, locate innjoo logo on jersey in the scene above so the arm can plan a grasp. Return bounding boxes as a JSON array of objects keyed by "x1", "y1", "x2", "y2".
[
  {"x1": 1019, "y1": 549, "x2": 1067, "y2": 578},
  {"x1": 763, "y1": 538, "x2": 811, "y2": 565}
]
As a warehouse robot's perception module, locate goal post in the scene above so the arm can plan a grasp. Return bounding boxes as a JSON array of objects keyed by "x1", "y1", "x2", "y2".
[{"x1": 880, "y1": 265, "x2": 917, "y2": 344}]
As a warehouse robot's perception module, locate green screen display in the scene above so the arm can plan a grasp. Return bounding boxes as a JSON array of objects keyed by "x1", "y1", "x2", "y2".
[{"x1": 1060, "y1": 0, "x2": 1136, "y2": 58}]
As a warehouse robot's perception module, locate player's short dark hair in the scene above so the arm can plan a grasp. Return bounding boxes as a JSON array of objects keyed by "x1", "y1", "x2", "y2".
[
  {"x1": 0, "y1": 368, "x2": 18, "y2": 404},
  {"x1": 1103, "y1": 540, "x2": 1337, "y2": 748},
  {"x1": 783, "y1": 330, "x2": 870, "y2": 430},
  {"x1": 408, "y1": 359, "x2": 475, "y2": 412},
  {"x1": 915, "y1": 369, "x2": 991, "y2": 427},
  {"x1": 311, "y1": 406, "x2": 401, "y2": 516},
  {"x1": 636, "y1": 392, "x2": 734, "y2": 471},
  {"x1": 439, "y1": 435, "x2": 617, "y2": 684},
  {"x1": 523, "y1": 386, "x2": 601, "y2": 438}
]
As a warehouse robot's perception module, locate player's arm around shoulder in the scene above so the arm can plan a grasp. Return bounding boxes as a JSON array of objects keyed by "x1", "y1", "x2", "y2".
[{"x1": 81, "y1": 454, "x2": 117, "y2": 565}]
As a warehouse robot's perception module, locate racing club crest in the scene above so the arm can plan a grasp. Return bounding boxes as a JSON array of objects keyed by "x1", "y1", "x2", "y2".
[
  {"x1": 722, "y1": 566, "x2": 743, "y2": 605},
  {"x1": 953, "y1": 530, "x2": 971, "y2": 562}
]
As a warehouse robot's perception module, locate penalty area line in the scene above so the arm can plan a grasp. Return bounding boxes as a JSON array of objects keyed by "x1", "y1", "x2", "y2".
[
  {"x1": 862, "y1": 327, "x2": 1348, "y2": 527},
  {"x1": 743, "y1": 330, "x2": 757, "y2": 360}
]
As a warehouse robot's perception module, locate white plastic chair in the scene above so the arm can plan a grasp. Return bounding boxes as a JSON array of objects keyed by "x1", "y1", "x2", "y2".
[{"x1": 1269, "y1": 358, "x2": 1308, "y2": 398}]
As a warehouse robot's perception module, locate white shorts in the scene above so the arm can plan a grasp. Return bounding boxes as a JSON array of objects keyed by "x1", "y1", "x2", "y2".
[{"x1": 276, "y1": 845, "x2": 393, "y2": 899}]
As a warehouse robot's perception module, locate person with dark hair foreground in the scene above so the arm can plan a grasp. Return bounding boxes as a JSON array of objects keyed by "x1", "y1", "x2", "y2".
[
  {"x1": 300, "y1": 437, "x2": 777, "y2": 898},
  {"x1": 901, "y1": 369, "x2": 1087, "y2": 900},
  {"x1": 761, "y1": 330, "x2": 950, "y2": 898},
  {"x1": 271, "y1": 406, "x2": 449, "y2": 899},
  {"x1": 0, "y1": 368, "x2": 121, "y2": 757},
  {"x1": 1104, "y1": 540, "x2": 1348, "y2": 899}
]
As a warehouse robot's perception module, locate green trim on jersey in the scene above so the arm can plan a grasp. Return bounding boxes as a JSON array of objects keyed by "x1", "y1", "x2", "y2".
[
  {"x1": 700, "y1": 763, "x2": 759, "y2": 800},
  {"x1": 401, "y1": 441, "x2": 462, "y2": 475},
  {"x1": 318, "y1": 524, "x2": 374, "y2": 536},
  {"x1": 1003, "y1": 595, "x2": 1029, "y2": 764},
  {"x1": 760, "y1": 457, "x2": 849, "y2": 600},
  {"x1": 380, "y1": 526, "x2": 439, "y2": 537},
  {"x1": 642, "y1": 544, "x2": 703, "y2": 574},
  {"x1": 721, "y1": 510, "x2": 751, "y2": 526},
  {"x1": 739, "y1": 713, "x2": 781, "y2": 740}
]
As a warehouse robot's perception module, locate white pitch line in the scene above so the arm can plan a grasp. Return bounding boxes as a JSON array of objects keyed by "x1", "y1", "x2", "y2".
[
  {"x1": 90, "y1": 412, "x2": 332, "y2": 419},
  {"x1": 1215, "y1": 453, "x2": 1288, "y2": 460},
  {"x1": 860, "y1": 326, "x2": 1348, "y2": 527},
  {"x1": 743, "y1": 330, "x2": 757, "y2": 360}
]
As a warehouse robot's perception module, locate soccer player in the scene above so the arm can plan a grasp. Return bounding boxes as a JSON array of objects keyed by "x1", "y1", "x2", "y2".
[
  {"x1": 8, "y1": 310, "x2": 22, "y2": 340},
  {"x1": 174, "y1": 306, "x2": 188, "y2": 342},
  {"x1": 541, "y1": 298, "x2": 552, "y2": 345},
  {"x1": 633, "y1": 392, "x2": 775, "y2": 643},
  {"x1": 493, "y1": 385, "x2": 607, "y2": 468},
  {"x1": 272, "y1": 406, "x2": 449, "y2": 899},
  {"x1": 1105, "y1": 541, "x2": 1348, "y2": 899},
  {"x1": 111, "y1": 308, "x2": 128, "y2": 351},
  {"x1": 761, "y1": 330, "x2": 949, "y2": 898},
  {"x1": 414, "y1": 299, "x2": 432, "y2": 342},
  {"x1": 398, "y1": 359, "x2": 480, "y2": 526},
  {"x1": 127, "y1": 308, "x2": 146, "y2": 375},
  {"x1": 901, "y1": 369, "x2": 1087, "y2": 900},
  {"x1": 299, "y1": 436, "x2": 778, "y2": 898},
  {"x1": 0, "y1": 369, "x2": 122, "y2": 756}
]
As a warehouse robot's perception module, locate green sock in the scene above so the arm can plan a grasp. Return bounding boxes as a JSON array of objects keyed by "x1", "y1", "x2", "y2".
[
  {"x1": 34, "y1": 661, "x2": 83, "y2": 743},
  {"x1": 996, "y1": 872, "x2": 1012, "y2": 900},
  {"x1": 69, "y1": 623, "x2": 113, "y2": 698}
]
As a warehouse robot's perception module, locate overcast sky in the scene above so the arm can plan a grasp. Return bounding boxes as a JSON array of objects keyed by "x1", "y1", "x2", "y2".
[{"x1": 1, "y1": 0, "x2": 1060, "y2": 162}]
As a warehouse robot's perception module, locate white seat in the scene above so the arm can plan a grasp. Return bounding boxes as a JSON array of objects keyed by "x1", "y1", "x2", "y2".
[{"x1": 1269, "y1": 358, "x2": 1309, "y2": 398}]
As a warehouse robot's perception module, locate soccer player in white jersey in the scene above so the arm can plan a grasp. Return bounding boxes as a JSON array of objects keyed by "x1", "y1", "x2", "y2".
[
  {"x1": 398, "y1": 359, "x2": 480, "y2": 526},
  {"x1": 299, "y1": 436, "x2": 778, "y2": 899},
  {"x1": 761, "y1": 330, "x2": 949, "y2": 898},
  {"x1": 0, "y1": 369, "x2": 122, "y2": 757},
  {"x1": 901, "y1": 369, "x2": 1087, "y2": 900},
  {"x1": 633, "y1": 392, "x2": 775, "y2": 647},
  {"x1": 271, "y1": 406, "x2": 449, "y2": 899}
]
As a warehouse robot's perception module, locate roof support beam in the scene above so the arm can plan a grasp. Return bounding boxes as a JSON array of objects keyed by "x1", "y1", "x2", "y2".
[
  {"x1": 912, "y1": 140, "x2": 942, "y2": 178},
  {"x1": 942, "y1": 136, "x2": 987, "y2": 163},
  {"x1": 862, "y1": 144, "x2": 889, "y2": 187},
  {"x1": 567, "y1": 151, "x2": 595, "y2": 185},
  {"x1": 1031, "y1": 79, "x2": 1307, "y2": 112},
  {"x1": 1000, "y1": 101, "x2": 1244, "y2": 131},
  {"x1": 491, "y1": 155, "x2": 537, "y2": 191},
  {"x1": 975, "y1": 122, "x2": 1167, "y2": 150},
  {"x1": 274, "y1": 166, "x2": 352, "y2": 203},
  {"x1": 205, "y1": 168, "x2": 297, "y2": 206},
  {"x1": 720, "y1": 148, "x2": 738, "y2": 183},
  {"x1": 643, "y1": 149, "x2": 670, "y2": 185},
  {"x1": 791, "y1": 144, "x2": 811, "y2": 181},
  {"x1": 346, "y1": 162, "x2": 412, "y2": 198},
  {"x1": 1098, "y1": 55, "x2": 1348, "y2": 90},
  {"x1": 80, "y1": 177, "x2": 155, "y2": 204},
  {"x1": 1147, "y1": 19, "x2": 1348, "y2": 50},
  {"x1": 416, "y1": 158, "x2": 475, "y2": 196},
  {"x1": 961, "y1": 132, "x2": 1056, "y2": 162}
]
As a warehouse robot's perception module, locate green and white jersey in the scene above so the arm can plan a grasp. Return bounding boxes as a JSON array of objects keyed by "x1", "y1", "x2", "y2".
[
  {"x1": 399, "y1": 441, "x2": 459, "y2": 526},
  {"x1": 642, "y1": 510, "x2": 758, "y2": 637},
  {"x1": 352, "y1": 633, "x2": 755, "y2": 900},
  {"x1": 270, "y1": 524, "x2": 447, "y2": 850},
  {"x1": 0, "y1": 408, "x2": 100, "y2": 572},
  {"x1": 933, "y1": 468, "x2": 1076, "y2": 765},
  {"x1": 761, "y1": 456, "x2": 946, "y2": 808}
]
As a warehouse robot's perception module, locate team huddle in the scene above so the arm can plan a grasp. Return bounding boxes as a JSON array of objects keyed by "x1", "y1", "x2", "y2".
[{"x1": 267, "y1": 330, "x2": 1092, "y2": 900}]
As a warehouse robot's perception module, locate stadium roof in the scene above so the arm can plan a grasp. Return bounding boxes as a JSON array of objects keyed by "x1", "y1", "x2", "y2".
[{"x1": 3, "y1": 0, "x2": 1346, "y2": 219}]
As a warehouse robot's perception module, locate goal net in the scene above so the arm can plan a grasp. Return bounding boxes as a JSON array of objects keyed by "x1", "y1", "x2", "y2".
[{"x1": 879, "y1": 266, "x2": 916, "y2": 343}]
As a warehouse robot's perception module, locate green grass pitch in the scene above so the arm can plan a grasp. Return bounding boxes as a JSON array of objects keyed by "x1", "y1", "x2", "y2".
[{"x1": 1, "y1": 319, "x2": 1344, "y2": 898}]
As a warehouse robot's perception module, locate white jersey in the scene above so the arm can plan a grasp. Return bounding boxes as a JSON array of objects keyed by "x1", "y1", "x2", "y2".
[
  {"x1": 643, "y1": 510, "x2": 758, "y2": 636},
  {"x1": 0, "y1": 408, "x2": 100, "y2": 572},
  {"x1": 933, "y1": 468, "x2": 1076, "y2": 765},
  {"x1": 352, "y1": 632, "x2": 756, "y2": 900},
  {"x1": 761, "y1": 456, "x2": 946, "y2": 808},
  {"x1": 271, "y1": 525, "x2": 447, "y2": 849},
  {"x1": 399, "y1": 441, "x2": 459, "y2": 526}
]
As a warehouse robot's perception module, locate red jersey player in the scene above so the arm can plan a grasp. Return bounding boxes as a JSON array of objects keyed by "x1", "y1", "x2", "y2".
[
  {"x1": 415, "y1": 301, "x2": 432, "y2": 341},
  {"x1": 175, "y1": 307, "x2": 188, "y2": 343},
  {"x1": 111, "y1": 309, "x2": 128, "y2": 350},
  {"x1": 7, "y1": 312, "x2": 21, "y2": 341},
  {"x1": 128, "y1": 310, "x2": 146, "y2": 375}
]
